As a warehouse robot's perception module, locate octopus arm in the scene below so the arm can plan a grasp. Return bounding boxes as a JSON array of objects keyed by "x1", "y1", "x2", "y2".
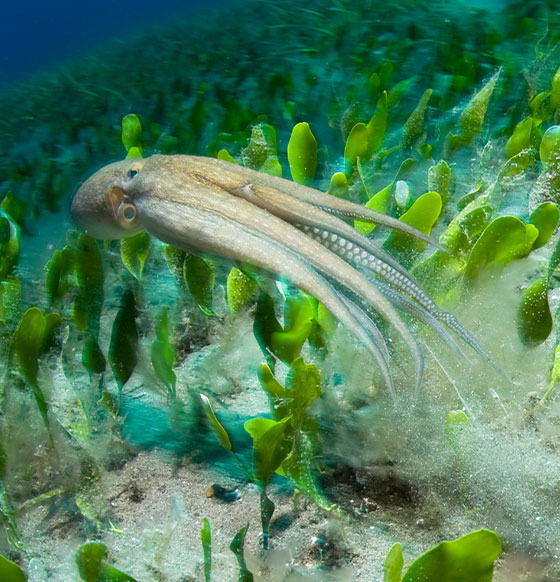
[{"x1": 136, "y1": 195, "x2": 423, "y2": 394}]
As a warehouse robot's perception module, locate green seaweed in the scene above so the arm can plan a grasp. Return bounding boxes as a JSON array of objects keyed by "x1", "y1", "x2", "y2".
[
  {"x1": 121, "y1": 114, "x2": 143, "y2": 158},
  {"x1": 229, "y1": 523, "x2": 253, "y2": 582},
  {"x1": 12, "y1": 307, "x2": 61, "y2": 429},
  {"x1": 401, "y1": 529, "x2": 502, "y2": 582},
  {"x1": 183, "y1": 255, "x2": 215, "y2": 316},
  {"x1": 120, "y1": 232, "x2": 150, "y2": 281},
  {"x1": 200, "y1": 518, "x2": 212, "y2": 582},
  {"x1": 402, "y1": 88, "x2": 432, "y2": 151},
  {"x1": 76, "y1": 542, "x2": 138, "y2": 582},
  {"x1": 108, "y1": 289, "x2": 138, "y2": 405},
  {"x1": 0, "y1": 553, "x2": 26, "y2": 582},
  {"x1": 287, "y1": 122, "x2": 317, "y2": 184},
  {"x1": 226, "y1": 267, "x2": 258, "y2": 314},
  {"x1": 383, "y1": 190, "x2": 442, "y2": 269},
  {"x1": 151, "y1": 308, "x2": 176, "y2": 398},
  {"x1": 529, "y1": 202, "x2": 559, "y2": 249},
  {"x1": 464, "y1": 216, "x2": 538, "y2": 282},
  {"x1": 517, "y1": 276, "x2": 552, "y2": 346},
  {"x1": 446, "y1": 71, "x2": 499, "y2": 153},
  {"x1": 383, "y1": 543, "x2": 403, "y2": 582}
]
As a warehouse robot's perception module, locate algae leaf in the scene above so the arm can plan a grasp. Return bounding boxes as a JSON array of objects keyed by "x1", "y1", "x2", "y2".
[
  {"x1": 0, "y1": 553, "x2": 26, "y2": 582},
  {"x1": 46, "y1": 246, "x2": 75, "y2": 306},
  {"x1": 383, "y1": 543, "x2": 403, "y2": 582},
  {"x1": 517, "y1": 276, "x2": 552, "y2": 346},
  {"x1": 383, "y1": 191, "x2": 442, "y2": 269},
  {"x1": 366, "y1": 90, "x2": 389, "y2": 157},
  {"x1": 200, "y1": 394, "x2": 232, "y2": 452},
  {"x1": 230, "y1": 523, "x2": 254, "y2": 582},
  {"x1": 402, "y1": 88, "x2": 432, "y2": 150},
  {"x1": 270, "y1": 293, "x2": 314, "y2": 365},
  {"x1": 200, "y1": 518, "x2": 212, "y2": 582},
  {"x1": 287, "y1": 122, "x2": 317, "y2": 184},
  {"x1": 244, "y1": 417, "x2": 290, "y2": 484},
  {"x1": 529, "y1": 202, "x2": 559, "y2": 250},
  {"x1": 446, "y1": 71, "x2": 500, "y2": 152},
  {"x1": 151, "y1": 308, "x2": 176, "y2": 397},
  {"x1": 183, "y1": 255, "x2": 215, "y2": 316},
  {"x1": 354, "y1": 182, "x2": 392, "y2": 235},
  {"x1": 428, "y1": 159, "x2": 452, "y2": 207},
  {"x1": 120, "y1": 232, "x2": 150, "y2": 281},
  {"x1": 73, "y1": 233, "x2": 104, "y2": 338},
  {"x1": 13, "y1": 307, "x2": 61, "y2": 428},
  {"x1": 464, "y1": 216, "x2": 538, "y2": 281},
  {"x1": 401, "y1": 529, "x2": 502, "y2": 582},
  {"x1": 76, "y1": 541, "x2": 138, "y2": 582},
  {"x1": 226, "y1": 267, "x2": 258, "y2": 314},
  {"x1": 121, "y1": 114, "x2": 143, "y2": 157},
  {"x1": 109, "y1": 289, "x2": 138, "y2": 402},
  {"x1": 344, "y1": 122, "x2": 369, "y2": 171}
]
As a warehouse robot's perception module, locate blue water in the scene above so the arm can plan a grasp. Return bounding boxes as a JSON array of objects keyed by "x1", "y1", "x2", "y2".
[{"x1": 0, "y1": 0, "x2": 213, "y2": 87}]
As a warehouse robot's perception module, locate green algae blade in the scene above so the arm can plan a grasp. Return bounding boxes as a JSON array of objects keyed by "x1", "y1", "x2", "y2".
[
  {"x1": 46, "y1": 247, "x2": 75, "y2": 306},
  {"x1": 270, "y1": 294, "x2": 314, "y2": 365},
  {"x1": 428, "y1": 160, "x2": 452, "y2": 207},
  {"x1": 401, "y1": 529, "x2": 502, "y2": 582},
  {"x1": 226, "y1": 267, "x2": 258, "y2": 314},
  {"x1": 464, "y1": 216, "x2": 538, "y2": 282},
  {"x1": 120, "y1": 232, "x2": 150, "y2": 281},
  {"x1": 383, "y1": 543, "x2": 403, "y2": 582},
  {"x1": 121, "y1": 114, "x2": 143, "y2": 157},
  {"x1": 287, "y1": 122, "x2": 317, "y2": 184},
  {"x1": 366, "y1": 90, "x2": 389, "y2": 157},
  {"x1": 217, "y1": 149, "x2": 237, "y2": 163},
  {"x1": 109, "y1": 289, "x2": 138, "y2": 400},
  {"x1": 327, "y1": 172, "x2": 349, "y2": 199},
  {"x1": 354, "y1": 182, "x2": 392, "y2": 235},
  {"x1": 446, "y1": 71, "x2": 500, "y2": 152},
  {"x1": 200, "y1": 394, "x2": 232, "y2": 452},
  {"x1": 529, "y1": 202, "x2": 559, "y2": 250},
  {"x1": 0, "y1": 553, "x2": 26, "y2": 582},
  {"x1": 82, "y1": 335, "x2": 106, "y2": 377},
  {"x1": 230, "y1": 523, "x2": 254, "y2": 582},
  {"x1": 244, "y1": 417, "x2": 290, "y2": 484},
  {"x1": 200, "y1": 518, "x2": 212, "y2": 582},
  {"x1": 150, "y1": 308, "x2": 176, "y2": 397},
  {"x1": 517, "y1": 276, "x2": 552, "y2": 346},
  {"x1": 505, "y1": 117, "x2": 541, "y2": 160},
  {"x1": 384, "y1": 191, "x2": 442, "y2": 268},
  {"x1": 540, "y1": 125, "x2": 560, "y2": 167},
  {"x1": 0, "y1": 191, "x2": 26, "y2": 228},
  {"x1": 402, "y1": 88, "x2": 432, "y2": 150},
  {"x1": 76, "y1": 541, "x2": 138, "y2": 582},
  {"x1": 72, "y1": 234, "x2": 104, "y2": 339},
  {"x1": 344, "y1": 122, "x2": 369, "y2": 171},
  {"x1": 183, "y1": 255, "x2": 215, "y2": 316}
]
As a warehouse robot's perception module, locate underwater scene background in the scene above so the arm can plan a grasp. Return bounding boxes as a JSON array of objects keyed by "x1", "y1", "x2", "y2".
[{"x1": 2, "y1": 0, "x2": 560, "y2": 580}]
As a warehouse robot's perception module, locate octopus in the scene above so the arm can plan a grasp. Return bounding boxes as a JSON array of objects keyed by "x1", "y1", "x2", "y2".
[{"x1": 71, "y1": 154, "x2": 493, "y2": 398}]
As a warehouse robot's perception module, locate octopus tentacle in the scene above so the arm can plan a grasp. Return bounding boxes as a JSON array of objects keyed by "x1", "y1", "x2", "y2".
[
  {"x1": 300, "y1": 223, "x2": 495, "y2": 362},
  {"x1": 369, "y1": 278, "x2": 468, "y2": 362},
  {"x1": 203, "y1": 156, "x2": 446, "y2": 250},
  {"x1": 136, "y1": 196, "x2": 399, "y2": 393},
  {"x1": 168, "y1": 188, "x2": 422, "y2": 389},
  {"x1": 227, "y1": 181, "x2": 416, "y2": 281}
]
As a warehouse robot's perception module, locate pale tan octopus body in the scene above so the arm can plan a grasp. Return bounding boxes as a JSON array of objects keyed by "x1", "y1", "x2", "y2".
[{"x1": 71, "y1": 154, "x2": 492, "y2": 396}]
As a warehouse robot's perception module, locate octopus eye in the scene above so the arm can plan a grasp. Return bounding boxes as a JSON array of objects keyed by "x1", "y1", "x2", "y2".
[
  {"x1": 127, "y1": 168, "x2": 139, "y2": 180},
  {"x1": 118, "y1": 202, "x2": 137, "y2": 226}
]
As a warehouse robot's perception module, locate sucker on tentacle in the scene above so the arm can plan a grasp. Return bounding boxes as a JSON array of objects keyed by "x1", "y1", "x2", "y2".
[{"x1": 70, "y1": 154, "x2": 496, "y2": 397}]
